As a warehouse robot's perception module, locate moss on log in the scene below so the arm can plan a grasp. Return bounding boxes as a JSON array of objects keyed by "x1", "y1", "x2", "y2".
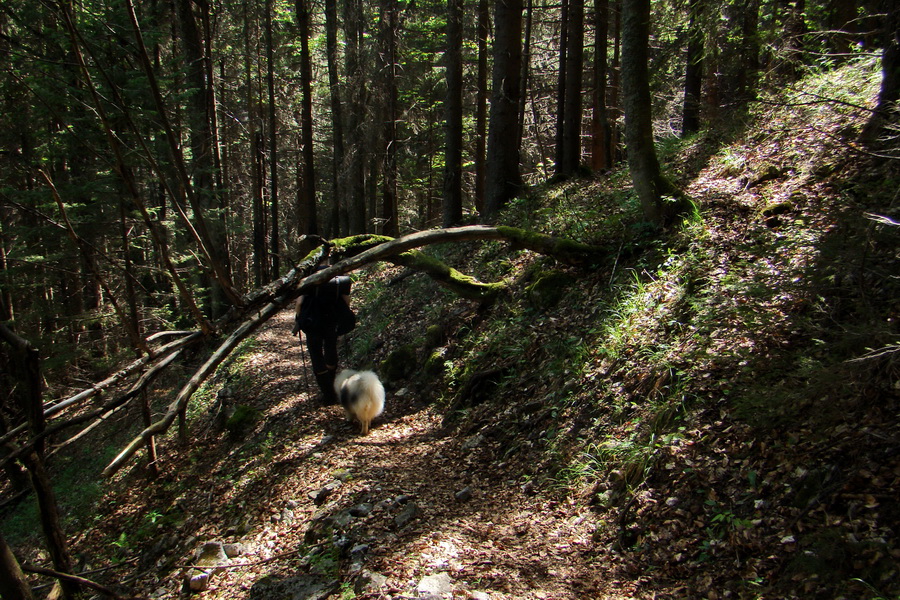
[
  {"x1": 314, "y1": 226, "x2": 607, "y2": 300},
  {"x1": 390, "y1": 250, "x2": 508, "y2": 300}
]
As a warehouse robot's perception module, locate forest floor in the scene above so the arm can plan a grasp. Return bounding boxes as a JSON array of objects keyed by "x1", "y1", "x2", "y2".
[{"x1": 4, "y1": 59, "x2": 899, "y2": 600}]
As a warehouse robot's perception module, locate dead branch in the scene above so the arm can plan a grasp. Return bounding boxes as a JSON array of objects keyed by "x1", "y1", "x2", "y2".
[
  {"x1": 0, "y1": 332, "x2": 202, "y2": 450},
  {"x1": 22, "y1": 564, "x2": 134, "y2": 600}
]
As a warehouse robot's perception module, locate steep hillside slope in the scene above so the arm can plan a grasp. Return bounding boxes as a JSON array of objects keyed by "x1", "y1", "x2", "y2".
[{"x1": 337, "y1": 56, "x2": 899, "y2": 598}]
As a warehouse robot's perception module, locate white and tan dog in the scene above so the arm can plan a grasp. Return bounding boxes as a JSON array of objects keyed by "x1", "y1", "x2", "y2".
[{"x1": 334, "y1": 370, "x2": 385, "y2": 435}]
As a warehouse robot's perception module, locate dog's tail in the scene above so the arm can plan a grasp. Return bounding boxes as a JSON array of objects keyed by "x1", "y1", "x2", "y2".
[{"x1": 336, "y1": 370, "x2": 385, "y2": 435}]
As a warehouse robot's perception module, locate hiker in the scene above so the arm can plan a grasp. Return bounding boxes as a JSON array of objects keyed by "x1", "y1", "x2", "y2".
[{"x1": 292, "y1": 256, "x2": 355, "y2": 405}]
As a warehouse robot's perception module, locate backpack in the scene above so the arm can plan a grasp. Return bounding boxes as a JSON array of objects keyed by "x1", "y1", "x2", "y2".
[{"x1": 295, "y1": 277, "x2": 355, "y2": 336}]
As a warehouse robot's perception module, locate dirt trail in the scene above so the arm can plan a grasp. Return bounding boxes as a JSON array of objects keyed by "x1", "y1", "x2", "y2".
[{"x1": 144, "y1": 311, "x2": 620, "y2": 600}]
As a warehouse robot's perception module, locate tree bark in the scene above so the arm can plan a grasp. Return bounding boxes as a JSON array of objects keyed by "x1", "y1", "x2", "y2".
[
  {"x1": 324, "y1": 0, "x2": 346, "y2": 237},
  {"x1": 519, "y1": 0, "x2": 534, "y2": 150},
  {"x1": 736, "y1": 0, "x2": 760, "y2": 102},
  {"x1": 252, "y1": 131, "x2": 268, "y2": 287},
  {"x1": 343, "y1": 0, "x2": 367, "y2": 234},
  {"x1": 860, "y1": 1, "x2": 900, "y2": 146},
  {"x1": 295, "y1": 0, "x2": 319, "y2": 236},
  {"x1": 443, "y1": 0, "x2": 464, "y2": 227},
  {"x1": 0, "y1": 531, "x2": 34, "y2": 600},
  {"x1": 681, "y1": 0, "x2": 703, "y2": 136},
  {"x1": 562, "y1": 0, "x2": 585, "y2": 175},
  {"x1": 555, "y1": 0, "x2": 569, "y2": 176},
  {"x1": 20, "y1": 451, "x2": 80, "y2": 599},
  {"x1": 474, "y1": 0, "x2": 490, "y2": 215},
  {"x1": 592, "y1": 0, "x2": 612, "y2": 171},
  {"x1": 379, "y1": 0, "x2": 400, "y2": 236},
  {"x1": 0, "y1": 325, "x2": 78, "y2": 600},
  {"x1": 265, "y1": 0, "x2": 280, "y2": 276},
  {"x1": 621, "y1": 0, "x2": 685, "y2": 225},
  {"x1": 484, "y1": 0, "x2": 524, "y2": 221}
]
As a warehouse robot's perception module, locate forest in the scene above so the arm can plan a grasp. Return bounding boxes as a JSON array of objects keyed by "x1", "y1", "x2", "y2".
[{"x1": 1, "y1": 0, "x2": 898, "y2": 598}]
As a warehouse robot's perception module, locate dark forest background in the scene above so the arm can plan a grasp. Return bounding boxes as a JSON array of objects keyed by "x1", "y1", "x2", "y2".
[{"x1": 1, "y1": 0, "x2": 894, "y2": 370}]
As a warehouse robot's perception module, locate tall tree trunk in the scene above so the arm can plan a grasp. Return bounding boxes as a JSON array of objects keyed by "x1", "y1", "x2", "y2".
[
  {"x1": 0, "y1": 325, "x2": 78, "y2": 599},
  {"x1": 484, "y1": 0, "x2": 524, "y2": 222},
  {"x1": 265, "y1": 0, "x2": 280, "y2": 276},
  {"x1": 827, "y1": 0, "x2": 856, "y2": 56},
  {"x1": 561, "y1": 0, "x2": 585, "y2": 175},
  {"x1": 343, "y1": 0, "x2": 367, "y2": 234},
  {"x1": 173, "y1": 0, "x2": 232, "y2": 316},
  {"x1": 681, "y1": 0, "x2": 703, "y2": 135},
  {"x1": 295, "y1": 0, "x2": 318, "y2": 236},
  {"x1": 518, "y1": 0, "x2": 533, "y2": 149},
  {"x1": 474, "y1": 0, "x2": 490, "y2": 215},
  {"x1": 736, "y1": 0, "x2": 760, "y2": 102},
  {"x1": 555, "y1": 0, "x2": 569, "y2": 176},
  {"x1": 621, "y1": 0, "x2": 683, "y2": 226},
  {"x1": 592, "y1": 0, "x2": 612, "y2": 171},
  {"x1": 609, "y1": 0, "x2": 622, "y2": 163},
  {"x1": 252, "y1": 131, "x2": 268, "y2": 287},
  {"x1": 0, "y1": 224, "x2": 13, "y2": 322},
  {"x1": 120, "y1": 197, "x2": 141, "y2": 342},
  {"x1": 379, "y1": 0, "x2": 400, "y2": 236},
  {"x1": 776, "y1": 0, "x2": 807, "y2": 79},
  {"x1": 861, "y1": 0, "x2": 900, "y2": 145},
  {"x1": 443, "y1": 0, "x2": 464, "y2": 227},
  {"x1": 324, "y1": 0, "x2": 345, "y2": 237}
]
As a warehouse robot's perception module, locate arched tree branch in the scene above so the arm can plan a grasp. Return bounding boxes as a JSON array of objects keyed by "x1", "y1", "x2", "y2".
[{"x1": 96, "y1": 225, "x2": 608, "y2": 477}]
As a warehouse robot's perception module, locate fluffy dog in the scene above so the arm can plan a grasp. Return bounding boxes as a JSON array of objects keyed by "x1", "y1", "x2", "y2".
[{"x1": 334, "y1": 370, "x2": 385, "y2": 435}]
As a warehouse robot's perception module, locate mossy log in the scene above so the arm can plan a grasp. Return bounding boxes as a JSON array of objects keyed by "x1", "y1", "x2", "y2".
[{"x1": 314, "y1": 225, "x2": 608, "y2": 300}]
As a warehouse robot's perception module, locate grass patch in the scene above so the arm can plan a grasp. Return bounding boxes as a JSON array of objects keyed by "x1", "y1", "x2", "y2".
[{"x1": 1, "y1": 444, "x2": 119, "y2": 546}]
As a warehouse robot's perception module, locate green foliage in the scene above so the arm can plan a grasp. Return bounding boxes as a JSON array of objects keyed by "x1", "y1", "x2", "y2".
[
  {"x1": 1, "y1": 445, "x2": 117, "y2": 545},
  {"x1": 225, "y1": 404, "x2": 261, "y2": 437},
  {"x1": 380, "y1": 344, "x2": 417, "y2": 382}
]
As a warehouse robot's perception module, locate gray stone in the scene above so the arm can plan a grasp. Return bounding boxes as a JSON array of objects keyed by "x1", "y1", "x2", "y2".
[
  {"x1": 462, "y1": 434, "x2": 484, "y2": 450},
  {"x1": 455, "y1": 486, "x2": 473, "y2": 502},
  {"x1": 393, "y1": 501, "x2": 419, "y2": 529},
  {"x1": 312, "y1": 481, "x2": 342, "y2": 505},
  {"x1": 349, "y1": 503, "x2": 373, "y2": 517},
  {"x1": 332, "y1": 468, "x2": 352, "y2": 482},
  {"x1": 187, "y1": 542, "x2": 229, "y2": 591},
  {"x1": 417, "y1": 572, "x2": 454, "y2": 597},
  {"x1": 354, "y1": 570, "x2": 387, "y2": 595}
]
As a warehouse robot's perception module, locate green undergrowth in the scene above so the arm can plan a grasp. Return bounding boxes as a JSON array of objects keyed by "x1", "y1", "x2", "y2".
[{"x1": 2, "y1": 445, "x2": 117, "y2": 546}]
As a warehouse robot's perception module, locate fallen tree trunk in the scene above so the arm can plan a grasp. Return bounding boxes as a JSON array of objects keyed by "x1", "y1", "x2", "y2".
[{"x1": 90, "y1": 225, "x2": 608, "y2": 477}]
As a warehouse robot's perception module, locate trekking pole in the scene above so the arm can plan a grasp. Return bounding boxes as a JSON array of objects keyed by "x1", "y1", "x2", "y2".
[{"x1": 298, "y1": 333, "x2": 313, "y2": 399}]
